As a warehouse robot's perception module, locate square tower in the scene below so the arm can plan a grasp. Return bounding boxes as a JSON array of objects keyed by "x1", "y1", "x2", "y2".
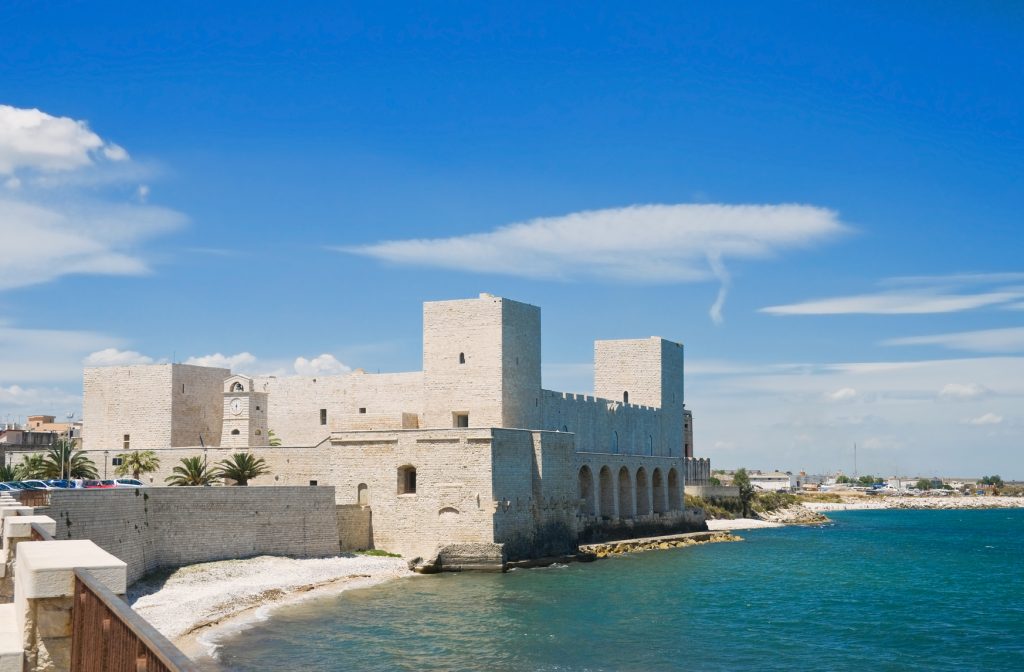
[
  {"x1": 220, "y1": 375, "x2": 270, "y2": 447},
  {"x1": 422, "y1": 293, "x2": 541, "y2": 429}
]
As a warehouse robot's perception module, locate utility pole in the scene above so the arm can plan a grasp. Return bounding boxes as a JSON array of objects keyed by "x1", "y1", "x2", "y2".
[{"x1": 853, "y1": 442, "x2": 858, "y2": 480}]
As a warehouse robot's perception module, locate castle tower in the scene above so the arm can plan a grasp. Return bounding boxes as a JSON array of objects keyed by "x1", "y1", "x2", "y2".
[
  {"x1": 422, "y1": 293, "x2": 541, "y2": 429},
  {"x1": 594, "y1": 337, "x2": 685, "y2": 456},
  {"x1": 220, "y1": 375, "x2": 269, "y2": 447}
]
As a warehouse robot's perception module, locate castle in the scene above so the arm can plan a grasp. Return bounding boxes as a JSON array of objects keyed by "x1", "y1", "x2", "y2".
[{"x1": 81, "y1": 294, "x2": 709, "y2": 561}]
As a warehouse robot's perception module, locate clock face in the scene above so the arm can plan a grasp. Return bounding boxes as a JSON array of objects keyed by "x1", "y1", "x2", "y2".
[{"x1": 230, "y1": 398, "x2": 243, "y2": 415}]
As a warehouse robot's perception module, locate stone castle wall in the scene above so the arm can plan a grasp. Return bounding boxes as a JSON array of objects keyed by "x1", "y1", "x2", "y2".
[
  {"x1": 40, "y1": 487, "x2": 338, "y2": 584},
  {"x1": 541, "y1": 390, "x2": 669, "y2": 456}
]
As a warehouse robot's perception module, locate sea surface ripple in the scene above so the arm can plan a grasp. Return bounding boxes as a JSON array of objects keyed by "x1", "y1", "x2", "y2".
[{"x1": 211, "y1": 508, "x2": 1024, "y2": 671}]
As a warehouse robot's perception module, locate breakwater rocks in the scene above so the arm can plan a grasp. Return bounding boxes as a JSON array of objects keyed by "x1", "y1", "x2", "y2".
[
  {"x1": 760, "y1": 505, "x2": 831, "y2": 525},
  {"x1": 581, "y1": 531, "x2": 739, "y2": 558},
  {"x1": 804, "y1": 495, "x2": 1024, "y2": 512}
]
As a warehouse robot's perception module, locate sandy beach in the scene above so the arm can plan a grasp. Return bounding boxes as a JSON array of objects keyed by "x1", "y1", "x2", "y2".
[
  {"x1": 128, "y1": 554, "x2": 412, "y2": 659},
  {"x1": 705, "y1": 518, "x2": 785, "y2": 530}
]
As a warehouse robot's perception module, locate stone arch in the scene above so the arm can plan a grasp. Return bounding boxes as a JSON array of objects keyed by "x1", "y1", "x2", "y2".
[
  {"x1": 598, "y1": 466, "x2": 615, "y2": 518},
  {"x1": 397, "y1": 465, "x2": 417, "y2": 494},
  {"x1": 635, "y1": 467, "x2": 650, "y2": 516},
  {"x1": 357, "y1": 483, "x2": 369, "y2": 506},
  {"x1": 618, "y1": 466, "x2": 634, "y2": 519},
  {"x1": 230, "y1": 381, "x2": 244, "y2": 392},
  {"x1": 578, "y1": 465, "x2": 595, "y2": 516},
  {"x1": 668, "y1": 468, "x2": 682, "y2": 510},
  {"x1": 439, "y1": 507, "x2": 459, "y2": 522},
  {"x1": 652, "y1": 468, "x2": 667, "y2": 513}
]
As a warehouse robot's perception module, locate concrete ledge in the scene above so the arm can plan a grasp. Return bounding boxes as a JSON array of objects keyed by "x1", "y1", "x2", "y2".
[
  {"x1": 0, "y1": 604, "x2": 23, "y2": 672},
  {"x1": 15, "y1": 541, "x2": 126, "y2": 599},
  {"x1": 3, "y1": 516, "x2": 55, "y2": 540},
  {"x1": 0, "y1": 507, "x2": 32, "y2": 521}
]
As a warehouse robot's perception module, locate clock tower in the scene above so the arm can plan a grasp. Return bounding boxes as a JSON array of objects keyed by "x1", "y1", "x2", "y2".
[{"x1": 220, "y1": 375, "x2": 269, "y2": 447}]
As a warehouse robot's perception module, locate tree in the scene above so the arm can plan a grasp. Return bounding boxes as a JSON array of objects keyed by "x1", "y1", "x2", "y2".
[
  {"x1": 267, "y1": 430, "x2": 282, "y2": 447},
  {"x1": 42, "y1": 440, "x2": 98, "y2": 479},
  {"x1": 15, "y1": 454, "x2": 47, "y2": 480},
  {"x1": 980, "y1": 475, "x2": 1003, "y2": 487},
  {"x1": 734, "y1": 468, "x2": 755, "y2": 517},
  {"x1": 857, "y1": 475, "x2": 877, "y2": 487},
  {"x1": 114, "y1": 450, "x2": 161, "y2": 480},
  {"x1": 835, "y1": 475, "x2": 852, "y2": 484},
  {"x1": 165, "y1": 456, "x2": 220, "y2": 486},
  {"x1": 916, "y1": 478, "x2": 933, "y2": 491},
  {"x1": 216, "y1": 452, "x2": 269, "y2": 486},
  {"x1": 708, "y1": 476, "x2": 722, "y2": 486}
]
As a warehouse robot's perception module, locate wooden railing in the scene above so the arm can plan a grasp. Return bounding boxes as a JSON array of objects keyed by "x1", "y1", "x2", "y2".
[
  {"x1": 70, "y1": 569, "x2": 200, "y2": 672},
  {"x1": 15, "y1": 490, "x2": 50, "y2": 507}
]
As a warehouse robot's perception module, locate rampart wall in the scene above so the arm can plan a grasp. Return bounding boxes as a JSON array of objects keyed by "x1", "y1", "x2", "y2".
[{"x1": 40, "y1": 487, "x2": 338, "y2": 584}]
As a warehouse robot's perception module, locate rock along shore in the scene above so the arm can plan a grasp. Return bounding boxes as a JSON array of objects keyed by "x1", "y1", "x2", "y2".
[{"x1": 580, "y1": 531, "x2": 740, "y2": 558}]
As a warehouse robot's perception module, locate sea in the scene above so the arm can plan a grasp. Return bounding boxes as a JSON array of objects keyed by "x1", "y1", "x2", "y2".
[{"x1": 208, "y1": 509, "x2": 1024, "y2": 671}]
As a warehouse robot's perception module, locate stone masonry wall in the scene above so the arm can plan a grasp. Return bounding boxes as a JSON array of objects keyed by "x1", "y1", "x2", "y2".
[{"x1": 41, "y1": 487, "x2": 338, "y2": 584}]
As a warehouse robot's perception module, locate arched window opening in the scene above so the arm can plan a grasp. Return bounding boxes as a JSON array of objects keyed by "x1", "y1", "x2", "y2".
[
  {"x1": 668, "y1": 468, "x2": 682, "y2": 510},
  {"x1": 231, "y1": 382, "x2": 244, "y2": 392},
  {"x1": 611, "y1": 431, "x2": 619, "y2": 454},
  {"x1": 230, "y1": 429, "x2": 240, "y2": 436},
  {"x1": 459, "y1": 352, "x2": 466, "y2": 364},
  {"x1": 398, "y1": 465, "x2": 417, "y2": 495},
  {"x1": 652, "y1": 468, "x2": 667, "y2": 513},
  {"x1": 618, "y1": 467, "x2": 634, "y2": 519},
  {"x1": 357, "y1": 483, "x2": 369, "y2": 506},
  {"x1": 578, "y1": 466, "x2": 595, "y2": 516},
  {"x1": 599, "y1": 466, "x2": 615, "y2": 519},
  {"x1": 636, "y1": 467, "x2": 650, "y2": 516},
  {"x1": 623, "y1": 391, "x2": 629, "y2": 404},
  {"x1": 647, "y1": 435, "x2": 654, "y2": 456}
]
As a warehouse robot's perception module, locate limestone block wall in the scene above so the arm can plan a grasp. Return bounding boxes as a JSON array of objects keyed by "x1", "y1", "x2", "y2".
[
  {"x1": 330, "y1": 429, "x2": 500, "y2": 560},
  {"x1": 336, "y1": 504, "x2": 372, "y2": 551},
  {"x1": 422, "y1": 295, "x2": 508, "y2": 429},
  {"x1": 83, "y1": 364, "x2": 230, "y2": 451},
  {"x1": 42, "y1": 487, "x2": 338, "y2": 584},
  {"x1": 253, "y1": 370, "x2": 424, "y2": 446},
  {"x1": 500, "y1": 298, "x2": 542, "y2": 429},
  {"x1": 541, "y1": 390, "x2": 674, "y2": 456}
]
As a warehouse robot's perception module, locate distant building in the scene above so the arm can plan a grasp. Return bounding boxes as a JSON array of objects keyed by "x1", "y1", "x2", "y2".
[{"x1": 750, "y1": 471, "x2": 795, "y2": 492}]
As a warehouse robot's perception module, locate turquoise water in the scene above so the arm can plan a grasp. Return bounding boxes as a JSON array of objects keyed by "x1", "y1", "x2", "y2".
[{"x1": 211, "y1": 509, "x2": 1024, "y2": 671}]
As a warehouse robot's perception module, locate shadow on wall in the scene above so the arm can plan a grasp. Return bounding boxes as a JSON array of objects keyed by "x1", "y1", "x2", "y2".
[{"x1": 577, "y1": 509, "x2": 707, "y2": 545}]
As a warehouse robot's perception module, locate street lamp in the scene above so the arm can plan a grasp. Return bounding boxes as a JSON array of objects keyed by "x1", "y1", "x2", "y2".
[{"x1": 103, "y1": 450, "x2": 108, "y2": 479}]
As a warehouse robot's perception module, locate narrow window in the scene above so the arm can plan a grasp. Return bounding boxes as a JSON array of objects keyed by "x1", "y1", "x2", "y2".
[
  {"x1": 320, "y1": 409, "x2": 327, "y2": 425},
  {"x1": 182, "y1": 384, "x2": 185, "y2": 393},
  {"x1": 398, "y1": 465, "x2": 417, "y2": 494},
  {"x1": 357, "y1": 483, "x2": 369, "y2": 505},
  {"x1": 255, "y1": 429, "x2": 262, "y2": 436},
  {"x1": 611, "y1": 431, "x2": 618, "y2": 454},
  {"x1": 359, "y1": 407, "x2": 366, "y2": 414},
  {"x1": 454, "y1": 413, "x2": 469, "y2": 428},
  {"x1": 123, "y1": 434, "x2": 130, "y2": 450},
  {"x1": 256, "y1": 405, "x2": 261, "y2": 411},
  {"x1": 459, "y1": 352, "x2": 466, "y2": 364},
  {"x1": 623, "y1": 391, "x2": 629, "y2": 404}
]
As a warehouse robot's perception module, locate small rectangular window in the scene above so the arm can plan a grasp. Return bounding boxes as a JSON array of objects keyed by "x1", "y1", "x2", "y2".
[
  {"x1": 123, "y1": 434, "x2": 130, "y2": 450},
  {"x1": 320, "y1": 409, "x2": 327, "y2": 425},
  {"x1": 181, "y1": 384, "x2": 185, "y2": 393},
  {"x1": 112, "y1": 457, "x2": 124, "y2": 466},
  {"x1": 454, "y1": 413, "x2": 469, "y2": 428},
  {"x1": 359, "y1": 407, "x2": 366, "y2": 414}
]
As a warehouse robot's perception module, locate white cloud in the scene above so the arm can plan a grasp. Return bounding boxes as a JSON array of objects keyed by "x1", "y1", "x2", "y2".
[
  {"x1": 0, "y1": 105, "x2": 127, "y2": 174},
  {"x1": 761, "y1": 290, "x2": 1023, "y2": 316},
  {"x1": 938, "y1": 383, "x2": 990, "y2": 400},
  {"x1": 0, "y1": 105, "x2": 186, "y2": 292},
  {"x1": 827, "y1": 387, "x2": 858, "y2": 401},
  {"x1": 965, "y1": 413, "x2": 1003, "y2": 426},
  {"x1": 185, "y1": 352, "x2": 257, "y2": 370},
  {"x1": 0, "y1": 324, "x2": 122, "y2": 383},
  {"x1": 0, "y1": 384, "x2": 81, "y2": 413},
  {"x1": 884, "y1": 327, "x2": 1024, "y2": 353},
  {"x1": 83, "y1": 348, "x2": 155, "y2": 366},
  {"x1": 343, "y1": 203, "x2": 848, "y2": 322},
  {"x1": 293, "y1": 354, "x2": 351, "y2": 377}
]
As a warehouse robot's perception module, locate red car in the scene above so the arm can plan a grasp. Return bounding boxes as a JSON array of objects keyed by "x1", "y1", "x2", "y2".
[{"x1": 83, "y1": 480, "x2": 116, "y2": 489}]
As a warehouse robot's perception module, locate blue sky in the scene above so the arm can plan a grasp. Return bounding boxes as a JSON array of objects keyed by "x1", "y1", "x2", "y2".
[{"x1": 2, "y1": 2, "x2": 1022, "y2": 477}]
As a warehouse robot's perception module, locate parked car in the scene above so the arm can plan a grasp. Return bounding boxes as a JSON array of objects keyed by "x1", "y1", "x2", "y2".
[
  {"x1": 45, "y1": 480, "x2": 71, "y2": 489},
  {"x1": 113, "y1": 478, "x2": 145, "y2": 488},
  {"x1": 15, "y1": 481, "x2": 49, "y2": 491},
  {"x1": 83, "y1": 480, "x2": 116, "y2": 489},
  {"x1": 0, "y1": 483, "x2": 13, "y2": 492},
  {"x1": 2, "y1": 482, "x2": 27, "y2": 491}
]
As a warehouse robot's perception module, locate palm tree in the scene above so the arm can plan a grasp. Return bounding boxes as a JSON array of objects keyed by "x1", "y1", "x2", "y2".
[
  {"x1": 216, "y1": 452, "x2": 270, "y2": 486},
  {"x1": 0, "y1": 465, "x2": 14, "y2": 482},
  {"x1": 114, "y1": 450, "x2": 161, "y2": 480},
  {"x1": 42, "y1": 440, "x2": 99, "y2": 479},
  {"x1": 15, "y1": 453, "x2": 48, "y2": 480},
  {"x1": 165, "y1": 456, "x2": 220, "y2": 486}
]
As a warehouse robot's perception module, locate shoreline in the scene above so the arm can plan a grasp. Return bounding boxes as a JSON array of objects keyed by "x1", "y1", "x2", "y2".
[
  {"x1": 128, "y1": 555, "x2": 412, "y2": 664},
  {"x1": 803, "y1": 495, "x2": 1024, "y2": 512}
]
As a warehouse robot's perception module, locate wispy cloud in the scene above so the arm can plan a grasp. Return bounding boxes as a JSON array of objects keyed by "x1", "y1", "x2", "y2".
[
  {"x1": 883, "y1": 327, "x2": 1024, "y2": 353},
  {"x1": 938, "y1": 383, "x2": 990, "y2": 400},
  {"x1": 342, "y1": 203, "x2": 849, "y2": 323},
  {"x1": 83, "y1": 348, "x2": 156, "y2": 366},
  {"x1": 762, "y1": 270, "x2": 1024, "y2": 316},
  {"x1": 0, "y1": 105, "x2": 186, "y2": 292},
  {"x1": 184, "y1": 352, "x2": 257, "y2": 370},
  {"x1": 964, "y1": 412, "x2": 1003, "y2": 426}
]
